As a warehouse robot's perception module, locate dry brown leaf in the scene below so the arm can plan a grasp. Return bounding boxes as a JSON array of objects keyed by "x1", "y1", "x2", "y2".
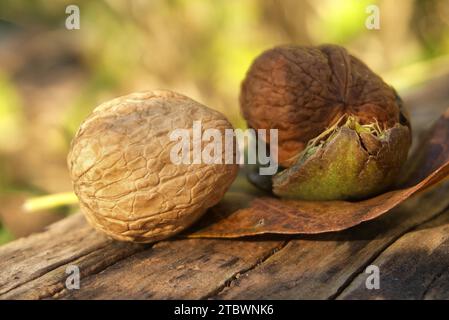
[{"x1": 187, "y1": 108, "x2": 449, "y2": 238}]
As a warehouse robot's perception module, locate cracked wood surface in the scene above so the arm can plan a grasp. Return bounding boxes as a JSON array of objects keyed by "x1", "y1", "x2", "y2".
[
  {"x1": 1, "y1": 75, "x2": 449, "y2": 300},
  {"x1": 1, "y1": 174, "x2": 449, "y2": 299},
  {"x1": 338, "y1": 209, "x2": 449, "y2": 300}
]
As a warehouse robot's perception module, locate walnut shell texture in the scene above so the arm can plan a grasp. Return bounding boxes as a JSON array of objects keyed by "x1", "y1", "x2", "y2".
[
  {"x1": 68, "y1": 90, "x2": 239, "y2": 243},
  {"x1": 240, "y1": 44, "x2": 408, "y2": 167}
]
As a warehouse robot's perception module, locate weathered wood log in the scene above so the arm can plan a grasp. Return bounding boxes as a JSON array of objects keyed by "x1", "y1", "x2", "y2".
[
  {"x1": 1, "y1": 174, "x2": 449, "y2": 299},
  {"x1": 338, "y1": 209, "x2": 449, "y2": 300}
]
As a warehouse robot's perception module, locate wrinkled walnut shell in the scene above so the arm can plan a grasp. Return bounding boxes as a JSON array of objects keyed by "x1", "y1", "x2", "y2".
[
  {"x1": 240, "y1": 44, "x2": 410, "y2": 167},
  {"x1": 68, "y1": 90, "x2": 239, "y2": 243}
]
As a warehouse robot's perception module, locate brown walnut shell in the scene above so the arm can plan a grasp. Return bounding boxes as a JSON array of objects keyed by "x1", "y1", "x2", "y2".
[
  {"x1": 68, "y1": 90, "x2": 239, "y2": 243},
  {"x1": 240, "y1": 44, "x2": 410, "y2": 167}
]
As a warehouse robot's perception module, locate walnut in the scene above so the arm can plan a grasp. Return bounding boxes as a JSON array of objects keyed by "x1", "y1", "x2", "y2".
[
  {"x1": 240, "y1": 45, "x2": 412, "y2": 200},
  {"x1": 240, "y1": 44, "x2": 410, "y2": 167},
  {"x1": 67, "y1": 90, "x2": 239, "y2": 243}
]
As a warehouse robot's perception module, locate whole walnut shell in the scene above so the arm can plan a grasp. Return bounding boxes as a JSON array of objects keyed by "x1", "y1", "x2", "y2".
[
  {"x1": 240, "y1": 44, "x2": 410, "y2": 167},
  {"x1": 68, "y1": 90, "x2": 239, "y2": 243}
]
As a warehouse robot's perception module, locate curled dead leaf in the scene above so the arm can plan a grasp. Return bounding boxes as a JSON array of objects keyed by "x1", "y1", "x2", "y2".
[{"x1": 187, "y1": 108, "x2": 449, "y2": 238}]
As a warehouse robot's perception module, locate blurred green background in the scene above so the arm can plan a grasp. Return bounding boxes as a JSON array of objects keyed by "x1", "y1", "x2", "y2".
[{"x1": 1, "y1": 0, "x2": 449, "y2": 244}]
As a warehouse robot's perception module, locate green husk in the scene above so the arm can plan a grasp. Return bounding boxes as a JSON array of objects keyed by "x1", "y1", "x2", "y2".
[{"x1": 272, "y1": 116, "x2": 411, "y2": 201}]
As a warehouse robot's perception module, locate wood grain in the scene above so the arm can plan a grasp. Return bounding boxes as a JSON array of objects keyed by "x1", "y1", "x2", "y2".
[
  {"x1": 337, "y1": 209, "x2": 449, "y2": 300},
  {"x1": 212, "y1": 184, "x2": 449, "y2": 299},
  {"x1": 0, "y1": 214, "x2": 145, "y2": 299}
]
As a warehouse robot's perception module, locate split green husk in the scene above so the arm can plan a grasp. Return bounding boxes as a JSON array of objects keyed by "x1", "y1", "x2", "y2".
[{"x1": 272, "y1": 116, "x2": 412, "y2": 201}]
